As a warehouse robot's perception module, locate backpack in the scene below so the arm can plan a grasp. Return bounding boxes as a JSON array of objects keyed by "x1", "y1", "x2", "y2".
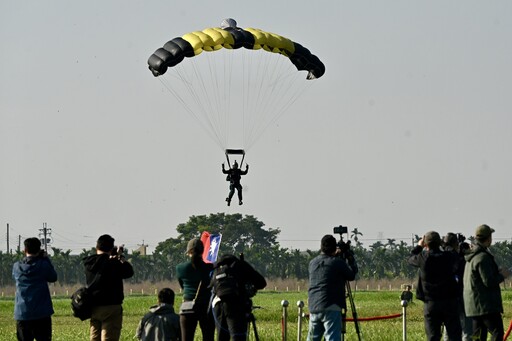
[
  {"x1": 212, "y1": 256, "x2": 242, "y2": 299},
  {"x1": 71, "y1": 261, "x2": 104, "y2": 321},
  {"x1": 71, "y1": 287, "x2": 93, "y2": 321}
]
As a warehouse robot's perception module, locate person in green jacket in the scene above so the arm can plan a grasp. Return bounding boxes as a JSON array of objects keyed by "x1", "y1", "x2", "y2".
[
  {"x1": 463, "y1": 224, "x2": 511, "y2": 341},
  {"x1": 176, "y1": 239, "x2": 214, "y2": 341}
]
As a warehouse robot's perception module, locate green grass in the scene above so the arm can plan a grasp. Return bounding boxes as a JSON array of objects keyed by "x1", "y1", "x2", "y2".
[{"x1": 1, "y1": 290, "x2": 512, "y2": 340}]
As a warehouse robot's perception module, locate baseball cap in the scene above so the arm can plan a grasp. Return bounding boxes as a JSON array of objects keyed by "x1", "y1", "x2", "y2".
[
  {"x1": 424, "y1": 231, "x2": 441, "y2": 248},
  {"x1": 186, "y1": 238, "x2": 204, "y2": 254},
  {"x1": 475, "y1": 224, "x2": 494, "y2": 239}
]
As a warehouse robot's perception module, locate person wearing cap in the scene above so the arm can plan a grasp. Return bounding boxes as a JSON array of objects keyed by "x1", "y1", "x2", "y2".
[
  {"x1": 307, "y1": 235, "x2": 358, "y2": 341},
  {"x1": 463, "y1": 224, "x2": 511, "y2": 341},
  {"x1": 176, "y1": 238, "x2": 215, "y2": 341},
  {"x1": 408, "y1": 231, "x2": 462, "y2": 341},
  {"x1": 222, "y1": 161, "x2": 248, "y2": 206}
]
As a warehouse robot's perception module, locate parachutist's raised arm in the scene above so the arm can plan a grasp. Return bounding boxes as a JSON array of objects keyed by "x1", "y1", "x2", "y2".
[{"x1": 222, "y1": 163, "x2": 229, "y2": 174}]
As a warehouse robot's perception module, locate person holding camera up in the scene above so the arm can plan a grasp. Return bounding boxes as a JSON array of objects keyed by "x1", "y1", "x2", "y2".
[
  {"x1": 83, "y1": 234, "x2": 134, "y2": 341},
  {"x1": 307, "y1": 234, "x2": 358, "y2": 341},
  {"x1": 13, "y1": 237, "x2": 58, "y2": 341},
  {"x1": 408, "y1": 231, "x2": 461, "y2": 341}
]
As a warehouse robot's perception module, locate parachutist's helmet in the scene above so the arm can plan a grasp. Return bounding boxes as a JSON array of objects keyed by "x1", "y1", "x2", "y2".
[{"x1": 233, "y1": 161, "x2": 239, "y2": 169}]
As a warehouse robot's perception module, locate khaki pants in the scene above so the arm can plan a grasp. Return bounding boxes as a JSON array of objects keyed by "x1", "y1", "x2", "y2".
[{"x1": 90, "y1": 304, "x2": 123, "y2": 341}]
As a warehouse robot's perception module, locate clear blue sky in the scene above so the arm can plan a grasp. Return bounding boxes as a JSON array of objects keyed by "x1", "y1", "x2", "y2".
[{"x1": 1, "y1": 1, "x2": 511, "y2": 254}]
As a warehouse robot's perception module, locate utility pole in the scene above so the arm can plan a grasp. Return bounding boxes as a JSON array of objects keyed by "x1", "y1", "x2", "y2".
[
  {"x1": 39, "y1": 222, "x2": 52, "y2": 253},
  {"x1": 6, "y1": 223, "x2": 9, "y2": 254}
]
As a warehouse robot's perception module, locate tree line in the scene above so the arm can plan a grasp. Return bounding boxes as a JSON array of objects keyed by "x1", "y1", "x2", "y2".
[{"x1": 2, "y1": 213, "x2": 512, "y2": 287}]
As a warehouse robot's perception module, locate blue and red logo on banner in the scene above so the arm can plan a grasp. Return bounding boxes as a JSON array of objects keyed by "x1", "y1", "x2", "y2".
[{"x1": 200, "y1": 231, "x2": 222, "y2": 263}]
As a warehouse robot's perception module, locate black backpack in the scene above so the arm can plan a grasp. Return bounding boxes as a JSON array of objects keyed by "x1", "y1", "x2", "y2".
[
  {"x1": 212, "y1": 255, "x2": 242, "y2": 299},
  {"x1": 71, "y1": 286, "x2": 94, "y2": 321}
]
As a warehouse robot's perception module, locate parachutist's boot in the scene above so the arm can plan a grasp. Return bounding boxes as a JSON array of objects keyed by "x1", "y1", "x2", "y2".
[
  {"x1": 239, "y1": 200, "x2": 243, "y2": 205},
  {"x1": 226, "y1": 198, "x2": 231, "y2": 206}
]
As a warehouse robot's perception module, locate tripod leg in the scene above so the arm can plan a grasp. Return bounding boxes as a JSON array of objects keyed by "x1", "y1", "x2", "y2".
[
  {"x1": 248, "y1": 313, "x2": 259, "y2": 341},
  {"x1": 346, "y1": 282, "x2": 362, "y2": 341}
]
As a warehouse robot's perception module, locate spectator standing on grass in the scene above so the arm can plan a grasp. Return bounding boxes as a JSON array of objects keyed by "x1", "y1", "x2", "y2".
[
  {"x1": 13, "y1": 237, "x2": 58, "y2": 341},
  {"x1": 463, "y1": 224, "x2": 511, "y2": 341},
  {"x1": 176, "y1": 238, "x2": 215, "y2": 341},
  {"x1": 408, "y1": 231, "x2": 462, "y2": 341},
  {"x1": 136, "y1": 288, "x2": 181, "y2": 341},
  {"x1": 84, "y1": 234, "x2": 134, "y2": 341},
  {"x1": 307, "y1": 234, "x2": 357, "y2": 341},
  {"x1": 442, "y1": 233, "x2": 472, "y2": 341},
  {"x1": 211, "y1": 253, "x2": 267, "y2": 341}
]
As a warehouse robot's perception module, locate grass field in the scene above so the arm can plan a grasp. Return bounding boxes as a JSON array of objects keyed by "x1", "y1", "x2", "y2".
[{"x1": 1, "y1": 289, "x2": 511, "y2": 340}]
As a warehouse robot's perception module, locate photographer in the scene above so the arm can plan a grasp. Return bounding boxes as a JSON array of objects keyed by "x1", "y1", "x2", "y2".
[
  {"x1": 442, "y1": 233, "x2": 472, "y2": 341},
  {"x1": 13, "y1": 237, "x2": 57, "y2": 341},
  {"x1": 84, "y1": 234, "x2": 134, "y2": 341},
  {"x1": 211, "y1": 253, "x2": 266, "y2": 341},
  {"x1": 408, "y1": 231, "x2": 461, "y2": 341},
  {"x1": 307, "y1": 234, "x2": 357, "y2": 341}
]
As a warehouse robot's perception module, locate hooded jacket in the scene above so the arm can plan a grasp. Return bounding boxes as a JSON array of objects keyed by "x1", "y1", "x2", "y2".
[
  {"x1": 463, "y1": 243, "x2": 504, "y2": 317},
  {"x1": 136, "y1": 303, "x2": 180, "y2": 341},
  {"x1": 12, "y1": 255, "x2": 58, "y2": 320},
  {"x1": 83, "y1": 253, "x2": 134, "y2": 306}
]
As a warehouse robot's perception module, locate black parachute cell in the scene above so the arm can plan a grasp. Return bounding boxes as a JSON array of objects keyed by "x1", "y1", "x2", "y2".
[
  {"x1": 225, "y1": 27, "x2": 255, "y2": 49},
  {"x1": 290, "y1": 43, "x2": 325, "y2": 79}
]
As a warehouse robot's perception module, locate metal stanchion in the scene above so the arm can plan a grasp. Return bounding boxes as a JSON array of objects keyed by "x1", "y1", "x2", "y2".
[
  {"x1": 297, "y1": 300, "x2": 304, "y2": 341},
  {"x1": 281, "y1": 300, "x2": 289, "y2": 341},
  {"x1": 401, "y1": 299, "x2": 408, "y2": 341}
]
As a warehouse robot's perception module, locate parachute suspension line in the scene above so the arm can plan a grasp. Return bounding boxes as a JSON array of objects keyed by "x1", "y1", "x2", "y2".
[
  {"x1": 188, "y1": 57, "x2": 226, "y2": 147},
  {"x1": 205, "y1": 52, "x2": 229, "y2": 148},
  {"x1": 240, "y1": 51, "x2": 312, "y2": 150},
  {"x1": 158, "y1": 66, "x2": 225, "y2": 150}
]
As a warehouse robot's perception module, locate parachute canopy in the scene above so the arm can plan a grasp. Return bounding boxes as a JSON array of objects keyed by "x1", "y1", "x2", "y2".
[
  {"x1": 147, "y1": 19, "x2": 325, "y2": 152},
  {"x1": 148, "y1": 19, "x2": 325, "y2": 80}
]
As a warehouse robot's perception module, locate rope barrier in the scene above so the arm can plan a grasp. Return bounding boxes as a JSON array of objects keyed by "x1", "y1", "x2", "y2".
[
  {"x1": 504, "y1": 319, "x2": 512, "y2": 341},
  {"x1": 304, "y1": 312, "x2": 402, "y2": 322},
  {"x1": 345, "y1": 313, "x2": 402, "y2": 322}
]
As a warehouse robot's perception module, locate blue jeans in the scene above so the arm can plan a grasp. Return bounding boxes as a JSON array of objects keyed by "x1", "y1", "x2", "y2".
[{"x1": 307, "y1": 310, "x2": 343, "y2": 341}]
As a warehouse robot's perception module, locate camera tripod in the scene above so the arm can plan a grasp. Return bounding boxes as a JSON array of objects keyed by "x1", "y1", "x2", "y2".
[
  {"x1": 247, "y1": 305, "x2": 261, "y2": 341},
  {"x1": 343, "y1": 281, "x2": 362, "y2": 341}
]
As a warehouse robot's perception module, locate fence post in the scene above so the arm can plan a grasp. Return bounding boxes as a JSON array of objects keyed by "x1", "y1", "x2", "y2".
[
  {"x1": 297, "y1": 300, "x2": 304, "y2": 341},
  {"x1": 281, "y1": 300, "x2": 289, "y2": 341},
  {"x1": 401, "y1": 299, "x2": 408, "y2": 341}
]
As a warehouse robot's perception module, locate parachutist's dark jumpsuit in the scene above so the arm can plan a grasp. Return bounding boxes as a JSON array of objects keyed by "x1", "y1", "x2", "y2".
[{"x1": 222, "y1": 166, "x2": 248, "y2": 204}]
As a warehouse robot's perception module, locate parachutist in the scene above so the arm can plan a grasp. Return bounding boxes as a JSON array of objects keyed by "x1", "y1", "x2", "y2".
[{"x1": 222, "y1": 161, "x2": 248, "y2": 206}]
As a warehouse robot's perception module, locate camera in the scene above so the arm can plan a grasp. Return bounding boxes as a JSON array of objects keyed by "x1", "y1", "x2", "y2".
[
  {"x1": 333, "y1": 225, "x2": 348, "y2": 235},
  {"x1": 457, "y1": 233, "x2": 466, "y2": 244},
  {"x1": 110, "y1": 244, "x2": 125, "y2": 257},
  {"x1": 333, "y1": 225, "x2": 355, "y2": 266}
]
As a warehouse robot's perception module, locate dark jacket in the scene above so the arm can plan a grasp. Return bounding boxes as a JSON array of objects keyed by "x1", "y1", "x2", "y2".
[
  {"x1": 222, "y1": 167, "x2": 248, "y2": 185},
  {"x1": 13, "y1": 255, "x2": 58, "y2": 321},
  {"x1": 136, "y1": 303, "x2": 181, "y2": 341},
  {"x1": 83, "y1": 253, "x2": 134, "y2": 306},
  {"x1": 307, "y1": 254, "x2": 356, "y2": 313},
  {"x1": 463, "y1": 243, "x2": 504, "y2": 317},
  {"x1": 408, "y1": 246, "x2": 459, "y2": 301}
]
